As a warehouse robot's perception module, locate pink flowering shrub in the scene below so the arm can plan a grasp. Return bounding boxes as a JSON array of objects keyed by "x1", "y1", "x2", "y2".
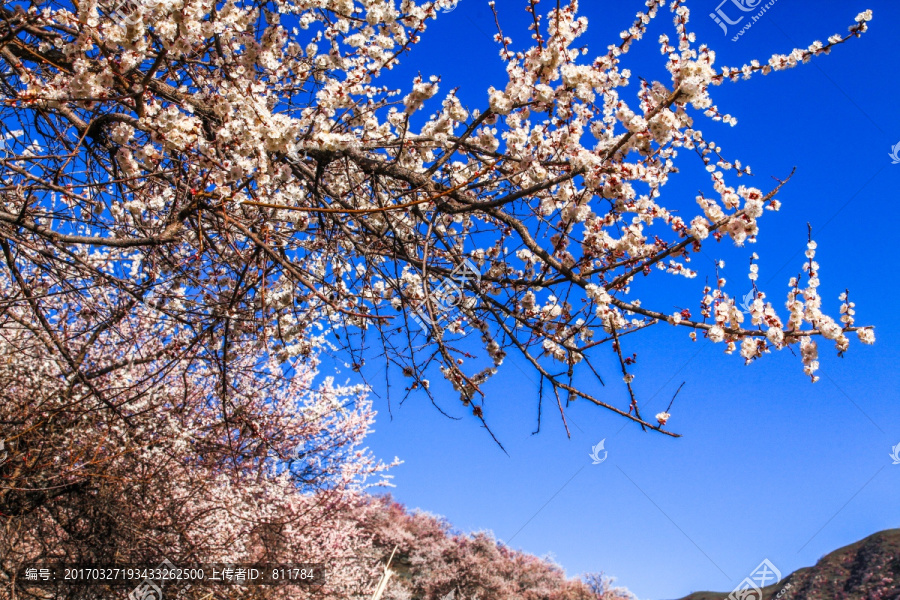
[
  {"x1": 0, "y1": 288, "x2": 395, "y2": 598},
  {"x1": 0, "y1": 265, "x2": 628, "y2": 598},
  {"x1": 356, "y1": 495, "x2": 635, "y2": 600}
]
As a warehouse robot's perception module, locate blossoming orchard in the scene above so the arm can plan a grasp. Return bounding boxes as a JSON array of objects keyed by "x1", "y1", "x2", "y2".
[{"x1": 0, "y1": 0, "x2": 877, "y2": 596}]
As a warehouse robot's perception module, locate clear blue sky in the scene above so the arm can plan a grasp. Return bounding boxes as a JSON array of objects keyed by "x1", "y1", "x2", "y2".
[{"x1": 324, "y1": 1, "x2": 900, "y2": 598}]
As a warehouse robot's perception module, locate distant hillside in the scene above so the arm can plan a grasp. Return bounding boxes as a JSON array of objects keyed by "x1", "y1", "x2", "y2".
[
  {"x1": 677, "y1": 529, "x2": 900, "y2": 600},
  {"x1": 360, "y1": 495, "x2": 636, "y2": 600}
]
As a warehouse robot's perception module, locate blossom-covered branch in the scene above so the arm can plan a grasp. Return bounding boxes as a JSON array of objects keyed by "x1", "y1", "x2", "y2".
[{"x1": 0, "y1": 0, "x2": 875, "y2": 439}]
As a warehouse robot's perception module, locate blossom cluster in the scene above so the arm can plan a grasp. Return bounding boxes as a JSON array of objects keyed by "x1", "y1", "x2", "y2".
[{"x1": 0, "y1": 0, "x2": 875, "y2": 437}]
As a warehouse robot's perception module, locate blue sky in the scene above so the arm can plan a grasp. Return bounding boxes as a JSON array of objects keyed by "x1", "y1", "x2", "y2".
[{"x1": 329, "y1": 1, "x2": 900, "y2": 598}]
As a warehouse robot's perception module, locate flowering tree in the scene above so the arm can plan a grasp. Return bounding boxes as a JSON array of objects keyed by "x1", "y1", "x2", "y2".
[
  {"x1": 357, "y1": 495, "x2": 636, "y2": 600},
  {"x1": 0, "y1": 277, "x2": 396, "y2": 598},
  {"x1": 0, "y1": 286, "x2": 628, "y2": 600},
  {"x1": 0, "y1": 0, "x2": 875, "y2": 443}
]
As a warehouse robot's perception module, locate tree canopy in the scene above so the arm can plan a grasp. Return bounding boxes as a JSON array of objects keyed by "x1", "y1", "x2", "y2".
[{"x1": 0, "y1": 0, "x2": 875, "y2": 442}]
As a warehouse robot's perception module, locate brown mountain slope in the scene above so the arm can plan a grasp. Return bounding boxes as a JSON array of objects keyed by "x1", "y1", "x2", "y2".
[{"x1": 677, "y1": 529, "x2": 900, "y2": 600}]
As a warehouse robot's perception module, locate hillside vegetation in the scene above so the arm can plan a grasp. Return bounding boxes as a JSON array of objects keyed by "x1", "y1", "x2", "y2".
[{"x1": 679, "y1": 529, "x2": 900, "y2": 600}]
